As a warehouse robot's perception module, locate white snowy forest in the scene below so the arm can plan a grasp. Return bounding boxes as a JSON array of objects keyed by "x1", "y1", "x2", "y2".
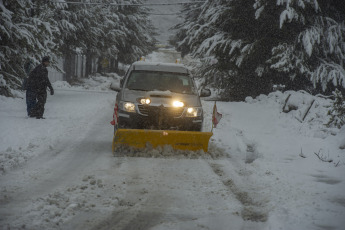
[
  {"x1": 171, "y1": 0, "x2": 345, "y2": 101},
  {"x1": 1, "y1": 0, "x2": 345, "y2": 101},
  {"x1": 0, "y1": 0, "x2": 158, "y2": 97}
]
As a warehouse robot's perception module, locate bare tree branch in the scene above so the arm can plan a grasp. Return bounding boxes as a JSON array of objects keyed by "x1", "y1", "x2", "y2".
[{"x1": 314, "y1": 149, "x2": 333, "y2": 163}]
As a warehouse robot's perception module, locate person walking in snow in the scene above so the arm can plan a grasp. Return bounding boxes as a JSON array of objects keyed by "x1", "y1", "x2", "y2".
[{"x1": 27, "y1": 56, "x2": 54, "y2": 119}]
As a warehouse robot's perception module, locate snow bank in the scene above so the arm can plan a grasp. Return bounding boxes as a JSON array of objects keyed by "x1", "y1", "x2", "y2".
[
  {"x1": 52, "y1": 74, "x2": 121, "y2": 92},
  {"x1": 206, "y1": 90, "x2": 345, "y2": 230}
]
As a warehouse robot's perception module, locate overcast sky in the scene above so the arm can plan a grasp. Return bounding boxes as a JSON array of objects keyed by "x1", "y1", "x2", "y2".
[{"x1": 146, "y1": 0, "x2": 183, "y2": 44}]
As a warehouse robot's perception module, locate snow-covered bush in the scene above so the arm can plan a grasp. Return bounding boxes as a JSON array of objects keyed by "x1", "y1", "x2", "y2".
[
  {"x1": 0, "y1": 75, "x2": 13, "y2": 97},
  {"x1": 326, "y1": 89, "x2": 345, "y2": 129}
]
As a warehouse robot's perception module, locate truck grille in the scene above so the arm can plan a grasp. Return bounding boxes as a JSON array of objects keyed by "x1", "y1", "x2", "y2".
[
  {"x1": 138, "y1": 104, "x2": 149, "y2": 115},
  {"x1": 138, "y1": 105, "x2": 184, "y2": 118}
]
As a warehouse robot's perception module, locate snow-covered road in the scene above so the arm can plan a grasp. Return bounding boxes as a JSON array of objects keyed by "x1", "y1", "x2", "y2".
[
  {"x1": 0, "y1": 88, "x2": 267, "y2": 230},
  {"x1": 1, "y1": 50, "x2": 344, "y2": 229}
]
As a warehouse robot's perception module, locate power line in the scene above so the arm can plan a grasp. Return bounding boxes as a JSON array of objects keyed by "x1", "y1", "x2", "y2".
[
  {"x1": 49, "y1": 1, "x2": 206, "y2": 6},
  {"x1": 150, "y1": 13, "x2": 180, "y2": 15}
]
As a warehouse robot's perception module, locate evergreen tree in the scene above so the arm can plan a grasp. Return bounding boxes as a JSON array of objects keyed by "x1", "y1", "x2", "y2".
[
  {"x1": 174, "y1": 0, "x2": 276, "y2": 100},
  {"x1": 171, "y1": 1, "x2": 205, "y2": 58},
  {"x1": 265, "y1": 0, "x2": 345, "y2": 93},
  {"x1": 53, "y1": 0, "x2": 157, "y2": 77},
  {"x1": 0, "y1": 0, "x2": 59, "y2": 96},
  {"x1": 115, "y1": 0, "x2": 157, "y2": 65},
  {"x1": 327, "y1": 89, "x2": 345, "y2": 128},
  {"x1": 173, "y1": 0, "x2": 345, "y2": 101},
  {"x1": 0, "y1": 0, "x2": 157, "y2": 96}
]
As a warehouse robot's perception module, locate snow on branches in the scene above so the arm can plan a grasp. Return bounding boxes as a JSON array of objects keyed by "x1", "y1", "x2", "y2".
[
  {"x1": 299, "y1": 17, "x2": 345, "y2": 90},
  {"x1": 173, "y1": 0, "x2": 345, "y2": 99},
  {"x1": 312, "y1": 62, "x2": 345, "y2": 91},
  {"x1": 277, "y1": 0, "x2": 319, "y2": 28},
  {"x1": 0, "y1": 0, "x2": 157, "y2": 96}
]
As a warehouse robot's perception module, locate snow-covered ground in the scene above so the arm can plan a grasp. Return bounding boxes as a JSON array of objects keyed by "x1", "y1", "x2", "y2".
[{"x1": 0, "y1": 51, "x2": 344, "y2": 230}]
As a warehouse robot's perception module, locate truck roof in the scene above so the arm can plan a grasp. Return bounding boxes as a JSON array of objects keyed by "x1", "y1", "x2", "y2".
[{"x1": 131, "y1": 61, "x2": 189, "y2": 74}]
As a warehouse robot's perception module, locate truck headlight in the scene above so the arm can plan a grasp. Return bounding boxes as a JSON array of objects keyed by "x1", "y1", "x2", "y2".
[
  {"x1": 140, "y1": 98, "x2": 151, "y2": 105},
  {"x1": 123, "y1": 102, "x2": 136, "y2": 113},
  {"x1": 172, "y1": 100, "x2": 184, "y2": 108},
  {"x1": 186, "y1": 107, "x2": 202, "y2": 117}
]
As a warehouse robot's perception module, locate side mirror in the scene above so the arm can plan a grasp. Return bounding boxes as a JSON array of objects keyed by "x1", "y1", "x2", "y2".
[{"x1": 200, "y1": 88, "x2": 211, "y2": 97}]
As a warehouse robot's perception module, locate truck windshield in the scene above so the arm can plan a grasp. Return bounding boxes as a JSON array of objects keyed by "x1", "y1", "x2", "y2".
[{"x1": 126, "y1": 70, "x2": 195, "y2": 94}]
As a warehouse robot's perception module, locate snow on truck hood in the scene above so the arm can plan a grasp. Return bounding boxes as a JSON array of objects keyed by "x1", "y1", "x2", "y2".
[
  {"x1": 131, "y1": 61, "x2": 190, "y2": 73},
  {"x1": 122, "y1": 89, "x2": 201, "y2": 107}
]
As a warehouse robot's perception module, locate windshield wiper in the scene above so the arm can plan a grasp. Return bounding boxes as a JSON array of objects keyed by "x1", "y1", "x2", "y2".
[
  {"x1": 169, "y1": 89, "x2": 194, "y2": 95},
  {"x1": 127, "y1": 88, "x2": 148, "y2": 91}
]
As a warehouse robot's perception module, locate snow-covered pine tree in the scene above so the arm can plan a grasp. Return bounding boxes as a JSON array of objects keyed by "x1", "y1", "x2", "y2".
[
  {"x1": 174, "y1": 0, "x2": 274, "y2": 100},
  {"x1": 58, "y1": 0, "x2": 156, "y2": 76},
  {"x1": 64, "y1": 1, "x2": 110, "y2": 78},
  {"x1": 172, "y1": 1, "x2": 239, "y2": 99},
  {"x1": 115, "y1": 0, "x2": 157, "y2": 65},
  {"x1": 171, "y1": 0, "x2": 205, "y2": 58},
  {"x1": 0, "y1": 0, "x2": 59, "y2": 96},
  {"x1": 0, "y1": 0, "x2": 157, "y2": 94},
  {"x1": 327, "y1": 89, "x2": 345, "y2": 128},
  {"x1": 174, "y1": 0, "x2": 344, "y2": 100},
  {"x1": 264, "y1": 0, "x2": 345, "y2": 94},
  {"x1": 52, "y1": 0, "x2": 121, "y2": 78},
  {"x1": 50, "y1": 1, "x2": 86, "y2": 80}
]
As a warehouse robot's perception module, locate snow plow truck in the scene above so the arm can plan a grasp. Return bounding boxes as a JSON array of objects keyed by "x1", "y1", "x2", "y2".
[{"x1": 111, "y1": 60, "x2": 213, "y2": 152}]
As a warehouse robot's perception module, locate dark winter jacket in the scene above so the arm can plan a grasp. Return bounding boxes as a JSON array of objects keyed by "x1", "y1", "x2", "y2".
[{"x1": 27, "y1": 64, "x2": 53, "y2": 94}]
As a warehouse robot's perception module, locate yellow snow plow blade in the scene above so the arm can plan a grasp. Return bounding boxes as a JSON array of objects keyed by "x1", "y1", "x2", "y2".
[{"x1": 112, "y1": 129, "x2": 213, "y2": 152}]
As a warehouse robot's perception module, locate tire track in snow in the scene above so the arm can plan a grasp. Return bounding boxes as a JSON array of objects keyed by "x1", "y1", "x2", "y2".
[
  {"x1": 207, "y1": 142, "x2": 269, "y2": 223},
  {"x1": 208, "y1": 162, "x2": 268, "y2": 222}
]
